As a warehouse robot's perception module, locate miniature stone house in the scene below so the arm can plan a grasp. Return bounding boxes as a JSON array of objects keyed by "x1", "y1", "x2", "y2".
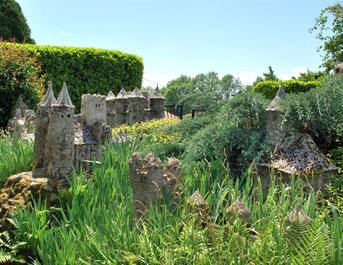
[
  {"x1": 106, "y1": 86, "x2": 165, "y2": 128},
  {"x1": 32, "y1": 82, "x2": 111, "y2": 183},
  {"x1": 256, "y1": 84, "x2": 337, "y2": 196}
]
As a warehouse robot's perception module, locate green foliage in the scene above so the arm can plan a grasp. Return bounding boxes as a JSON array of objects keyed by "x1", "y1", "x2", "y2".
[
  {"x1": 162, "y1": 72, "x2": 243, "y2": 115},
  {"x1": 292, "y1": 70, "x2": 327, "y2": 82},
  {"x1": 18, "y1": 43, "x2": 143, "y2": 112},
  {"x1": 253, "y1": 80, "x2": 320, "y2": 100},
  {"x1": 0, "y1": 130, "x2": 34, "y2": 188},
  {"x1": 181, "y1": 91, "x2": 269, "y2": 177},
  {"x1": 0, "y1": 231, "x2": 26, "y2": 264},
  {"x1": 9, "y1": 142, "x2": 343, "y2": 264},
  {"x1": 0, "y1": 41, "x2": 46, "y2": 128},
  {"x1": 112, "y1": 118, "x2": 181, "y2": 143},
  {"x1": 0, "y1": 0, "x2": 35, "y2": 44},
  {"x1": 282, "y1": 74, "x2": 343, "y2": 152},
  {"x1": 309, "y1": 3, "x2": 343, "y2": 71}
]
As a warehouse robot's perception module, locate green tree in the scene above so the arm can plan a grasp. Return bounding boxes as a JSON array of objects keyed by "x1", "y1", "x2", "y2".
[
  {"x1": 0, "y1": 0, "x2": 35, "y2": 44},
  {"x1": 252, "y1": 66, "x2": 279, "y2": 87},
  {"x1": 310, "y1": 2, "x2": 343, "y2": 71}
]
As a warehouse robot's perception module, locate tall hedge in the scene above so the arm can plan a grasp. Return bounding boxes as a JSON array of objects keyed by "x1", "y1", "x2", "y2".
[
  {"x1": 23, "y1": 44, "x2": 144, "y2": 112},
  {"x1": 252, "y1": 80, "x2": 320, "y2": 99}
]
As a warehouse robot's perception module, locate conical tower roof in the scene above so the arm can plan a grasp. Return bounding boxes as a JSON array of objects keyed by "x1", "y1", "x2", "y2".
[
  {"x1": 150, "y1": 85, "x2": 165, "y2": 99},
  {"x1": 56, "y1": 81, "x2": 73, "y2": 106},
  {"x1": 39, "y1": 81, "x2": 57, "y2": 107},
  {"x1": 127, "y1": 87, "x2": 145, "y2": 98},
  {"x1": 116, "y1": 88, "x2": 128, "y2": 99},
  {"x1": 106, "y1": 90, "x2": 115, "y2": 100},
  {"x1": 266, "y1": 83, "x2": 286, "y2": 111}
]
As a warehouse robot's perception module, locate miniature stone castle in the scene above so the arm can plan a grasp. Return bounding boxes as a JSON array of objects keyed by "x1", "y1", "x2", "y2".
[
  {"x1": 106, "y1": 86, "x2": 165, "y2": 128},
  {"x1": 32, "y1": 82, "x2": 111, "y2": 183},
  {"x1": 129, "y1": 152, "x2": 182, "y2": 220},
  {"x1": 256, "y1": 83, "x2": 337, "y2": 196}
]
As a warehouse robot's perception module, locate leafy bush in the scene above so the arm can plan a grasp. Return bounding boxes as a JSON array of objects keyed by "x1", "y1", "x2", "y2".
[
  {"x1": 0, "y1": 130, "x2": 34, "y2": 188},
  {"x1": 281, "y1": 74, "x2": 343, "y2": 152},
  {"x1": 112, "y1": 118, "x2": 181, "y2": 143},
  {"x1": 9, "y1": 43, "x2": 144, "y2": 112},
  {"x1": 0, "y1": 41, "x2": 46, "y2": 128},
  {"x1": 253, "y1": 80, "x2": 320, "y2": 99}
]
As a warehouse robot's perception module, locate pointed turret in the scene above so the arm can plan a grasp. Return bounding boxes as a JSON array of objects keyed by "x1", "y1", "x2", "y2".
[
  {"x1": 106, "y1": 91, "x2": 115, "y2": 100},
  {"x1": 39, "y1": 81, "x2": 56, "y2": 107},
  {"x1": 267, "y1": 82, "x2": 286, "y2": 111},
  {"x1": 128, "y1": 87, "x2": 145, "y2": 98},
  {"x1": 116, "y1": 88, "x2": 128, "y2": 98},
  {"x1": 56, "y1": 82, "x2": 73, "y2": 106},
  {"x1": 151, "y1": 85, "x2": 165, "y2": 99}
]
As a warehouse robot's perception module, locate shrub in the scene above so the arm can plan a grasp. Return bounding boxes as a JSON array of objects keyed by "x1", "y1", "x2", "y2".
[
  {"x1": 253, "y1": 80, "x2": 320, "y2": 99},
  {"x1": 282, "y1": 74, "x2": 343, "y2": 153},
  {"x1": 8, "y1": 43, "x2": 144, "y2": 112},
  {"x1": 112, "y1": 118, "x2": 181, "y2": 143},
  {"x1": 0, "y1": 41, "x2": 46, "y2": 128}
]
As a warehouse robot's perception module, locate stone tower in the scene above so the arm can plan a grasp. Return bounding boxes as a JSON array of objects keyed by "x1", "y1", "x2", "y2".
[
  {"x1": 45, "y1": 82, "x2": 75, "y2": 181},
  {"x1": 149, "y1": 85, "x2": 165, "y2": 119},
  {"x1": 32, "y1": 82, "x2": 56, "y2": 178},
  {"x1": 265, "y1": 83, "x2": 287, "y2": 150},
  {"x1": 81, "y1": 94, "x2": 106, "y2": 126},
  {"x1": 127, "y1": 88, "x2": 146, "y2": 125},
  {"x1": 106, "y1": 91, "x2": 116, "y2": 128},
  {"x1": 113, "y1": 88, "x2": 129, "y2": 126}
]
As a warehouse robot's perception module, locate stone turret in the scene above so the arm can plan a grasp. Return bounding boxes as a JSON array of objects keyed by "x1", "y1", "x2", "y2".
[
  {"x1": 114, "y1": 88, "x2": 129, "y2": 126},
  {"x1": 81, "y1": 94, "x2": 106, "y2": 126},
  {"x1": 149, "y1": 85, "x2": 165, "y2": 119},
  {"x1": 33, "y1": 82, "x2": 57, "y2": 178},
  {"x1": 45, "y1": 82, "x2": 75, "y2": 181},
  {"x1": 265, "y1": 83, "x2": 287, "y2": 150},
  {"x1": 127, "y1": 88, "x2": 146, "y2": 124},
  {"x1": 129, "y1": 152, "x2": 182, "y2": 220},
  {"x1": 106, "y1": 91, "x2": 116, "y2": 128}
]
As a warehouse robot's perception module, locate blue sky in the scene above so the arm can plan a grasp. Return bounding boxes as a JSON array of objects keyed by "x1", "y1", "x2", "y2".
[{"x1": 17, "y1": 0, "x2": 335, "y2": 87}]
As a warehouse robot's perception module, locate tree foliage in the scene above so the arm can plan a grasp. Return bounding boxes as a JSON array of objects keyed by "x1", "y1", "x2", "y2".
[
  {"x1": 0, "y1": 0, "x2": 35, "y2": 44},
  {"x1": 161, "y1": 72, "x2": 243, "y2": 115},
  {"x1": 310, "y1": 3, "x2": 343, "y2": 71}
]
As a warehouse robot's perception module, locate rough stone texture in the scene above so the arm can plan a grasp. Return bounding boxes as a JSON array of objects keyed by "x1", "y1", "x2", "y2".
[
  {"x1": 45, "y1": 83, "x2": 75, "y2": 182},
  {"x1": 33, "y1": 82, "x2": 56, "y2": 178},
  {"x1": 129, "y1": 152, "x2": 181, "y2": 221},
  {"x1": 81, "y1": 94, "x2": 107, "y2": 126},
  {"x1": 187, "y1": 191, "x2": 209, "y2": 216},
  {"x1": 10, "y1": 95, "x2": 28, "y2": 122},
  {"x1": 226, "y1": 197, "x2": 250, "y2": 225},
  {"x1": 265, "y1": 83, "x2": 287, "y2": 150},
  {"x1": 334, "y1": 63, "x2": 343, "y2": 74},
  {"x1": 32, "y1": 82, "x2": 112, "y2": 180},
  {"x1": 0, "y1": 172, "x2": 54, "y2": 231},
  {"x1": 256, "y1": 85, "x2": 337, "y2": 198},
  {"x1": 106, "y1": 86, "x2": 166, "y2": 128},
  {"x1": 285, "y1": 205, "x2": 312, "y2": 226}
]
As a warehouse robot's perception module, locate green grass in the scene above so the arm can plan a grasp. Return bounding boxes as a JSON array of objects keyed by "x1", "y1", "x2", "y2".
[
  {"x1": 2, "y1": 136, "x2": 339, "y2": 264},
  {"x1": 0, "y1": 131, "x2": 34, "y2": 188}
]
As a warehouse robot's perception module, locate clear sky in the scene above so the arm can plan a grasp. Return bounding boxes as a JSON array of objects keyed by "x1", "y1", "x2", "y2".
[{"x1": 16, "y1": 0, "x2": 335, "y2": 87}]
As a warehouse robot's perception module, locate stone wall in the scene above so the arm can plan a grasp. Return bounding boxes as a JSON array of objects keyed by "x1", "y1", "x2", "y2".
[{"x1": 106, "y1": 86, "x2": 165, "y2": 128}]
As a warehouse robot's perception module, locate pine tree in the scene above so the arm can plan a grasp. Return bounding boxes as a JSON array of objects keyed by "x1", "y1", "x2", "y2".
[{"x1": 0, "y1": 0, "x2": 35, "y2": 44}]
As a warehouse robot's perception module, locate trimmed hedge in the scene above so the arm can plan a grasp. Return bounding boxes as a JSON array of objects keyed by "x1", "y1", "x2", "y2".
[
  {"x1": 23, "y1": 44, "x2": 144, "y2": 112},
  {"x1": 252, "y1": 80, "x2": 320, "y2": 99}
]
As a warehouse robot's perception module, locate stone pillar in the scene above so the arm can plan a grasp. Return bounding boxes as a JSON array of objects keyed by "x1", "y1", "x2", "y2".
[
  {"x1": 127, "y1": 88, "x2": 146, "y2": 125},
  {"x1": 149, "y1": 86, "x2": 165, "y2": 120},
  {"x1": 106, "y1": 91, "x2": 116, "y2": 128},
  {"x1": 265, "y1": 83, "x2": 287, "y2": 150},
  {"x1": 113, "y1": 89, "x2": 129, "y2": 126},
  {"x1": 33, "y1": 82, "x2": 56, "y2": 178},
  {"x1": 45, "y1": 82, "x2": 74, "y2": 182}
]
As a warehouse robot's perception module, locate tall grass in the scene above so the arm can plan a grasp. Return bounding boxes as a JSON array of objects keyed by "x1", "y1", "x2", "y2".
[
  {"x1": 0, "y1": 131, "x2": 34, "y2": 187},
  {"x1": 8, "y1": 137, "x2": 343, "y2": 264}
]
